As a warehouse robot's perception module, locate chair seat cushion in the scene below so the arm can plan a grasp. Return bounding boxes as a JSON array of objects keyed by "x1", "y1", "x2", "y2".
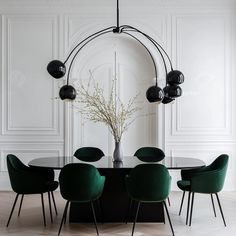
[{"x1": 177, "y1": 180, "x2": 191, "y2": 191}]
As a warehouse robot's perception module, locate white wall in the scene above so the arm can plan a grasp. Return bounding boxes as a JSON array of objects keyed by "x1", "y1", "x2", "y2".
[{"x1": 0, "y1": 0, "x2": 235, "y2": 190}]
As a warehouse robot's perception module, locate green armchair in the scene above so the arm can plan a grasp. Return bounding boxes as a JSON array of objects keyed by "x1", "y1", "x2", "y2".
[
  {"x1": 126, "y1": 164, "x2": 174, "y2": 236},
  {"x1": 58, "y1": 163, "x2": 105, "y2": 236},
  {"x1": 6, "y1": 154, "x2": 58, "y2": 227},
  {"x1": 177, "y1": 154, "x2": 229, "y2": 226}
]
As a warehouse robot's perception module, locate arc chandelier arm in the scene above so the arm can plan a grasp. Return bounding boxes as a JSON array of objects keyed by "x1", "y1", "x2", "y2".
[
  {"x1": 120, "y1": 25, "x2": 173, "y2": 71},
  {"x1": 122, "y1": 32, "x2": 158, "y2": 86},
  {"x1": 63, "y1": 26, "x2": 116, "y2": 64},
  {"x1": 47, "y1": 0, "x2": 184, "y2": 102},
  {"x1": 122, "y1": 28, "x2": 168, "y2": 78},
  {"x1": 66, "y1": 30, "x2": 113, "y2": 85}
]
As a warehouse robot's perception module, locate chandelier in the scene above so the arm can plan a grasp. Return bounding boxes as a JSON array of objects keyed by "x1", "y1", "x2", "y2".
[{"x1": 47, "y1": 0, "x2": 184, "y2": 104}]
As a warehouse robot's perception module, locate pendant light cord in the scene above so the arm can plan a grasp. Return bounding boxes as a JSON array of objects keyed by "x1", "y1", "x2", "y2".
[{"x1": 117, "y1": 0, "x2": 120, "y2": 28}]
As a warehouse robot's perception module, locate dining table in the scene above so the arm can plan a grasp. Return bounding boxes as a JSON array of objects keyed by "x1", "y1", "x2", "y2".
[{"x1": 29, "y1": 155, "x2": 205, "y2": 223}]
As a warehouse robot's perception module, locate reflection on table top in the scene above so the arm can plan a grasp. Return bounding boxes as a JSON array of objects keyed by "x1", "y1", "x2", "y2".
[{"x1": 28, "y1": 156, "x2": 205, "y2": 170}]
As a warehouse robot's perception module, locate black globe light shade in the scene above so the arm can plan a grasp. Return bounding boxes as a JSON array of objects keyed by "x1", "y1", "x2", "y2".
[
  {"x1": 163, "y1": 85, "x2": 182, "y2": 98},
  {"x1": 146, "y1": 85, "x2": 164, "y2": 103},
  {"x1": 166, "y1": 70, "x2": 184, "y2": 85},
  {"x1": 162, "y1": 96, "x2": 175, "y2": 104},
  {"x1": 59, "y1": 85, "x2": 76, "y2": 100},
  {"x1": 47, "y1": 60, "x2": 66, "y2": 79}
]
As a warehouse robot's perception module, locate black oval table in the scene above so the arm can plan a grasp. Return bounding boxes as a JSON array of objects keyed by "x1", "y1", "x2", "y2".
[{"x1": 29, "y1": 156, "x2": 205, "y2": 223}]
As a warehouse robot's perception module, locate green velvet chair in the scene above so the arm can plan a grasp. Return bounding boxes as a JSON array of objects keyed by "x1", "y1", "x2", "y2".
[
  {"x1": 134, "y1": 147, "x2": 165, "y2": 162},
  {"x1": 74, "y1": 147, "x2": 104, "y2": 162},
  {"x1": 126, "y1": 164, "x2": 174, "y2": 236},
  {"x1": 177, "y1": 154, "x2": 229, "y2": 226},
  {"x1": 133, "y1": 147, "x2": 171, "y2": 206},
  {"x1": 6, "y1": 154, "x2": 58, "y2": 227},
  {"x1": 58, "y1": 163, "x2": 105, "y2": 236}
]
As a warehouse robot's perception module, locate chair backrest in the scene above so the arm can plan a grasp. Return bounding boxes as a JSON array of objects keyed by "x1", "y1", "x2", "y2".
[
  {"x1": 126, "y1": 164, "x2": 171, "y2": 202},
  {"x1": 209, "y1": 154, "x2": 229, "y2": 191},
  {"x1": 190, "y1": 154, "x2": 229, "y2": 194},
  {"x1": 59, "y1": 163, "x2": 105, "y2": 202},
  {"x1": 74, "y1": 147, "x2": 104, "y2": 162},
  {"x1": 134, "y1": 147, "x2": 165, "y2": 162},
  {"x1": 7, "y1": 154, "x2": 29, "y2": 193},
  {"x1": 209, "y1": 154, "x2": 229, "y2": 171}
]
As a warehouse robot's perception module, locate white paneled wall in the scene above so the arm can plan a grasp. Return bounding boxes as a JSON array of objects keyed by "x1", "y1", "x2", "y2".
[{"x1": 0, "y1": 0, "x2": 235, "y2": 190}]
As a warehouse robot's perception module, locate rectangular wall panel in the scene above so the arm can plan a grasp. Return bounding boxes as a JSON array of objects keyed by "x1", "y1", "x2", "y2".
[
  {"x1": 2, "y1": 15, "x2": 61, "y2": 136},
  {"x1": 169, "y1": 15, "x2": 232, "y2": 137}
]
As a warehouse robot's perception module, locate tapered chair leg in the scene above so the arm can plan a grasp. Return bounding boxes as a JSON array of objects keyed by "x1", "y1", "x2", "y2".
[
  {"x1": 64, "y1": 201, "x2": 70, "y2": 224},
  {"x1": 48, "y1": 192, "x2": 53, "y2": 223},
  {"x1": 91, "y1": 201, "x2": 99, "y2": 236},
  {"x1": 126, "y1": 198, "x2": 133, "y2": 224},
  {"x1": 131, "y1": 201, "x2": 140, "y2": 236},
  {"x1": 189, "y1": 192, "x2": 195, "y2": 226},
  {"x1": 163, "y1": 202, "x2": 165, "y2": 224},
  {"x1": 179, "y1": 191, "x2": 185, "y2": 216},
  {"x1": 6, "y1": 194, "x2": 19, "y2": 227},
  {"x1": 51, "y1": 191, "x2": 58, "y2": 215},
  {"x1": 163, "y1": 201, "x2": 175, "y2": 236},
  {"x1": 186, "y1": 191, "x2": 191, "y2": 225},
  {"x1": 18, "y1": 194, "x2": 24, "y2": 217},
  {"x1": 58, "y1": 201, "x2": 70, "y2": 236},
  {"x1": 41, "y1": 193, "x2": 46, "y2": 227},
  {"x1": 167, "y1": 197, "x2": 171, "y2": 206},
  {"x1": 215, "y1": 193, "x2": 226, "y2": 227},
  {"x1": 211, "y1": 194, "x2": 216, "y2": 217}
]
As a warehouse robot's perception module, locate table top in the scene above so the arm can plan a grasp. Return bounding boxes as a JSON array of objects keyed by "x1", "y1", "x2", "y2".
[{"x1": 28, "y1": 156, "x2": 205, "y2": 170}]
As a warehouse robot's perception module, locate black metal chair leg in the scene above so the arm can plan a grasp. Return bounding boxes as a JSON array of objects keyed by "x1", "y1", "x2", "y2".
[
  {"x1": 215, "y1": 193, "x2": 226, "y2": 227},
  {"x1": 179, "y1": 191, "x2": 185, "y2": 216},
  {"x1": 163, "y1": 201, "x2": 175, "y2": 236},
  {"x1": 163, "y1": 201, "x2": 166, "y2": 224},
  {"x1": 126, "y1": 198, "x2": 133, "y2": 224},
  {"x1": 51, "y1": 191, "x2": 58, "y2": 215},
  {"x1": 91, "y1": 201, "x2": 99, "y2": 236},
  {"x1": 6, "y1": 194, "x2": 19, "y2": 227},
  {"x1": 18, "y1": 194, "x2": 24, "y2": 217},
  {"x1": 211, "y1": 194, "x2": 216, "y2": 217},
  {"x1": 189, "y1": 192, "x2": 195, "y2": 226},
  {"x1": 64, "y1": 201, "x2": 70, "y2": 224},
  {"x1": 41, "y1": 193, "x2": 46, "y2": 227},
  {"x1": 167, "y1": 197, "x2": 171, "y2": 206},
  {"x1": 186, "y1": 191, "x2": 191, "y2": 225},
  {"x1": 48, "y1": 192, "x2": 53, "y2": 223},
  {"x1": 131, "y1": 201, "x2": 140, "y2": 236},
  {"x1": 58, "y1": 201, "x2": 70, "y2": 236}
]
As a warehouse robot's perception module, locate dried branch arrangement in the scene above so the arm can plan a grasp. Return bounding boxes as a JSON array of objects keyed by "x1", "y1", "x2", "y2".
[{"x1": 74, "y1": 72, "x2": 140, "y2": 142}]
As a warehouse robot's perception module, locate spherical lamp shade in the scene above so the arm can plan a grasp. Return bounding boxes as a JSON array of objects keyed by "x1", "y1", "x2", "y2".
[
  {"x1": 167, "y1": 70, "x2": 184, "y2": 85},
  {"x1": 47, "y1": 60, "x2": 66, "y2": 79},
  {"x1": 59, "y1": 85, "x2": 76, "y2": 101},
  {"x1": 162, "y1": 96, "x2": 175, "y2": 104},
  {"x1": 146, "y1": 86, "x2": 164, "y2": 103},
  {"x1": 163, "y1": 85, "x2": 182, "y2": 98}
]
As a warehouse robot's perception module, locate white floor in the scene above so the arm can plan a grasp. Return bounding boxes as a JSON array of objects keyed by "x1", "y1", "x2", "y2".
[{"x1": 0, "y1": 191, "x2": 235, "y2": 236}]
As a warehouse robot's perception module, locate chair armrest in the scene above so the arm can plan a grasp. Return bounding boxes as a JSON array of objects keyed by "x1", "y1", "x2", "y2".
[
  {"x1": 28, "y1": 167, "x2": 55, "y2": 181},
  {"x1": 191, "y1": 170, "x2": 226, "y2": 193},
  {"x1": 9, "y1": 170, "x2": 56, "y2": 194},
  {"x1": 181, "y1": 166, "x2": 208, "y2": 180}
]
